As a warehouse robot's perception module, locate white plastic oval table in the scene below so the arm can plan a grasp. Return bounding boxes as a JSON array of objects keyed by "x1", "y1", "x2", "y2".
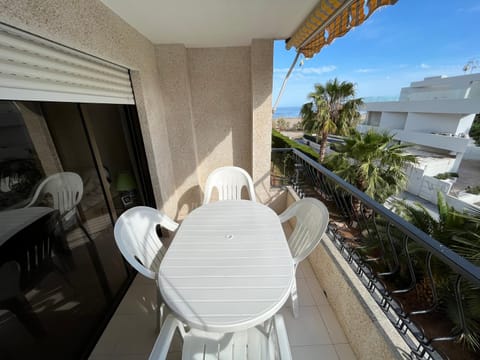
[{"x1": 158, "y1": 200, "x2": 294, "y2": 333}]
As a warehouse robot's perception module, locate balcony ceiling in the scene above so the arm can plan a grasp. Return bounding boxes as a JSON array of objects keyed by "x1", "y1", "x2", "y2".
[{"x1": 99, "y1": 0, "x2": 318, "y2": 47}]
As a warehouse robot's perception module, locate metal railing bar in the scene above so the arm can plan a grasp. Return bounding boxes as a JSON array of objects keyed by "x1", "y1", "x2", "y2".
[
  {"x1": 378, "y1": 221, "x2": 400, "y2": 276},
  {"x1": 391, "y1": 236, "x2": 417, "y2": 294},
  {"x1": 328, "y1": 218, "x2": 437, "y2": 359},
  {"x1": 410, "y1": 253, "x2": 438, "y2": 316}
]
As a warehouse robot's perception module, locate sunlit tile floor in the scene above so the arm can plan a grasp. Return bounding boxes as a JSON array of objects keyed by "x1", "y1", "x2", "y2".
[{"x1": 89, "y1": 260, "x2": 356, "y2": 360}]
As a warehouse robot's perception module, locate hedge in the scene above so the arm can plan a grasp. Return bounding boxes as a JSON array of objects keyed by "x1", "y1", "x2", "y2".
[{"x1": 272, "y1": 129, "x2": 319, "y2": 160}]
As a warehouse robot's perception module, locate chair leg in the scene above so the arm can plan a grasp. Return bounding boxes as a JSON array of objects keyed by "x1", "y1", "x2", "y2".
[
  {"x1": 76, "y1": 213, "x2": 113, "y2": 301},
  {"x1": 76, "y1": 213, "x2": 94, "y2": 243},
  {"x1": 290, "y1": 278, "x2": 299, "y2": 319},
  {"x1": 2, "y1": 295, "x2": 46, "y2": 337},
  {"x1": 156, "y1": 288, "x2": 164, "y2": 333}
]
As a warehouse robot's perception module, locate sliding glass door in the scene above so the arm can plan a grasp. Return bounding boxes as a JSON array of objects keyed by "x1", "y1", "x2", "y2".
[{"x1": 0, "y1": 100, "x2": 153, "y2": 359}]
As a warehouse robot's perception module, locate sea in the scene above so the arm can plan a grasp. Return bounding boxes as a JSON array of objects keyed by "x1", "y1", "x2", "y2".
[
  {"x1": 273, "y1": 96, "x2": 398, "y2": 119},
  {"x1": 273, "y1": 106, "x2": 301, "y2": 119}
]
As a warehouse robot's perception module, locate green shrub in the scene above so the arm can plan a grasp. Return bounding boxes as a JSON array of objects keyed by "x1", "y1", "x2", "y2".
[
  {"x1": 469, "y1": 113, "x2": 480, "y2": 146},
  {"x1": 272, "y1": 129, "x2": 319, "y2": 160},
  {"x1": 434, "y1": 172, "x2": 459, "y2": 180}
]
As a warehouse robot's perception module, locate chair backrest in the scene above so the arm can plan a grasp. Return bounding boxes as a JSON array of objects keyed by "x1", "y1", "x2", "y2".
[
  {"x1": 148, "y1": 313, "x2": 292, "y2": 360},
  {"x1": 203, "y1": 166, "x2": 256, "y2": 204},
  {"x1": 5, "y1": 209, "x2": 64, "y2": 290},
  {"x1": 279, "y1": 198, "x2": 329, "y2": 265},
  {"x1": 26, "y1": 172, "x2": 83, "y2": 221},
  {"x1": 113, "y1": 206, "x2": 179, "y2": 279}
]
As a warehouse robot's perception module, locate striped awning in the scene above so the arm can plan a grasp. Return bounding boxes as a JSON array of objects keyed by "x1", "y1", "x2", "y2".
[{"x1": 286, "y1": 0, "x2": 398, "y2": 58}]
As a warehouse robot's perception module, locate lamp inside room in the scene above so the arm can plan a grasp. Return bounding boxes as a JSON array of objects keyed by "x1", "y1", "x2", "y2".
[{"x1": 116, "y1": 171, "x2": 137, "y2": 208}]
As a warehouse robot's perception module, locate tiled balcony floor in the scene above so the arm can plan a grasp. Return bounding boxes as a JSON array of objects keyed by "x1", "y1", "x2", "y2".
[{"x1": 89, "y1": 260, "x2": 356, "y2": 360}]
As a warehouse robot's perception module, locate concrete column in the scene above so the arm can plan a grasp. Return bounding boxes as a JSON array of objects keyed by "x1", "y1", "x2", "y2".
[
  {"x1": 17, "y1": 102, "x2": 63, "y2": 175},
  {"x1": 156, "y1": 45, "x2": 201, "y2": 219},
  {"x1": 251, "y1": 39, "x2": 274, "y2": 203},
  {"x1": 451, "y1": 151, "x2": 464, "y2": 172}
]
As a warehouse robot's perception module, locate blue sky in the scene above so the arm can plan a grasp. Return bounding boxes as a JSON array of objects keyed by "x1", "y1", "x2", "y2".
[{"x1": 273, "y1": 0, "x2": 480, "y2": 107}]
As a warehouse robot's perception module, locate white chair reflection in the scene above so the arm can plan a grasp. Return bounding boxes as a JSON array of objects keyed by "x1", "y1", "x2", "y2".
[{"x1": 25, "y1": 172, "x2": 83, "y2": 228}]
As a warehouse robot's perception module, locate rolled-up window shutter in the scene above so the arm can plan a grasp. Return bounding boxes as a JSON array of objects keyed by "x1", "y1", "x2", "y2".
[{"x1": 0, "y1": 24, "x2": 135, "y2": 104}]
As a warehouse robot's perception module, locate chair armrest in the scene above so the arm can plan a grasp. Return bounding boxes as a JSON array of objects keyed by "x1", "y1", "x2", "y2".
[
  {"x1": 148, "y1": 314, "x2": 184, "y2": 360},
  {"x1": 162, "y1": 216, "x2": 179, "y2": 232},
  {"x1": 274, "y1": 314, "x2": 292, "y2": 360},
  {"x1": 278, "y1": 206, "x2": 295, "y2": 223}
]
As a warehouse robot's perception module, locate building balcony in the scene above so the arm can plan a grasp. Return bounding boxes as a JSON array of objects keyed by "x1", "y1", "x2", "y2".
[
  {"x1": 364, "y1": 98, "x2": 480, "y2": 115},
  {"x1": 87, "y1": 148, "x2": 480, "y2": 360},
  {"x1": 399, "y1": 76, "x2": 480, "y2": 102},
  {"x1": 89, "y1": 249, "x2": 356, "y2": 360},
  {"x1": 89, "y1": 163, "x2": 357, "y2": 359},
  {"x1": 357, "y1": 125, "x2": 471, "y2": 153},
  {"x1": 0, "y1": 2, "x2": 478, "y2": 357}
]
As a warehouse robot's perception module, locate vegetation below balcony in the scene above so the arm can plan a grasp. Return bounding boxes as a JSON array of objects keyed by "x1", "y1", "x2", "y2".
[{"x1": 271, "y1": 147, "x2": 480, "y2": 359}]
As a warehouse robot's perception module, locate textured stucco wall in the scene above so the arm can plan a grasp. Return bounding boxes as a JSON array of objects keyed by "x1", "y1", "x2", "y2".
[
  {"x1": 188, "y1": 47, "x2": 253, "y2": 190},
  {"x1": 156, "y1": 43, "x2": 276, "y2": 215},
  {"x1": 156, "y1": 45, "x2": 252, "y2": 216},
  {"x1": 0, "y1": 0, "x2": 178, "y2": 216},
  {"x1": 155, "y1": 44, "x2": 201, "y2": 218}
]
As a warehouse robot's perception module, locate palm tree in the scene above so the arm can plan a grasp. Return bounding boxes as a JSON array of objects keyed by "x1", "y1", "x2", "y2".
[
  {"x1": 300, "y1": 78, "x2": 363, "y2": 162},
  {"x1": 324, "y1": 129, "x2": 417, "y2": 203},
  {"x1": 393, "y1": 194, "x2": 480, "y2": 351}
]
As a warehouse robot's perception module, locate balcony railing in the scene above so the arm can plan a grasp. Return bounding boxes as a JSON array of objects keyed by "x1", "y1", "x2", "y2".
[{"x1": 271, "y1": 148, "x2": 480, "y2": 360}]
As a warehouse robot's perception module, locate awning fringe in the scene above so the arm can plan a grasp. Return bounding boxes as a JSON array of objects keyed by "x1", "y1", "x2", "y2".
[{"x1": 286, "y1": 0, "x2": 398, "y2": 58}]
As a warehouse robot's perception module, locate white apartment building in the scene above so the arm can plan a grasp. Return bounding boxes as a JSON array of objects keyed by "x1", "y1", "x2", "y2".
[
  {"x1": 359, "y1": 73, "x2": 480, "y2": 173},
  {"x1": 358, "y1": 73, "x2": 480, "y2": 208}
]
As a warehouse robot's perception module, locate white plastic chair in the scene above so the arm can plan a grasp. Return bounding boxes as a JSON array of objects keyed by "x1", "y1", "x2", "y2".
[
  {"x1": 113, "y1": 206, "x2": 179, "y2": 331},
  {"x1": 203, "y1": 166, "x2": 256, "y2": 204},
  {"x1": 148, "y1": 313, "x2": 292, "y2": 360},
  {"x1": 25, "y1": 172, "x2": 83, "y2": 224},
  {"x1": 278, "y1": 198, "x2": 329, "y2": 318}
]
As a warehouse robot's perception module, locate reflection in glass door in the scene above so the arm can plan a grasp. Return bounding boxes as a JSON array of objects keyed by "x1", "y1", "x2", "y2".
[{"x1": 0, "y1": 100, "x2": 153, "y2": 359}]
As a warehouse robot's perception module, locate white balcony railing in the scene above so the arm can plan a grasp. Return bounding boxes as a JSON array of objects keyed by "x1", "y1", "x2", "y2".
[{"x1": 357, "y1": 125, "x2": 470, "y2": 153}]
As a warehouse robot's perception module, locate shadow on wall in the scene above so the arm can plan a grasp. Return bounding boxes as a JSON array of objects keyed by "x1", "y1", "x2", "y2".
[
  {"x1": 175, "y1": 185, "x2": 202, "y2": 220},
  {"x1": 254, "y1": 171, "x2": 285, "y2": 209},
  {"x1": 175, "y1": 168, "x2": 281, "y2": 220},
  {"x1": 175, "y1": 181, "x2": 263, "y2": 220}
]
